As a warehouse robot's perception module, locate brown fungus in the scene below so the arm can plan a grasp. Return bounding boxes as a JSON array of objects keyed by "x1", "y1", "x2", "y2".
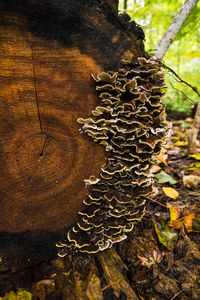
[{"x1": 57, "y1": 57, "x2": 171, "y2": 256}]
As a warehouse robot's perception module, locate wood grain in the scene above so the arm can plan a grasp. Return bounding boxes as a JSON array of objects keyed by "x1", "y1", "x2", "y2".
[{"x1": 0, "y1": 0, "x2": 146, "y2": 270}]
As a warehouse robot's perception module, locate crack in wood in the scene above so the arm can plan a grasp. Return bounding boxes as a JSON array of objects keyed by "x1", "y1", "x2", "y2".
[
  {"x1": 40, "y1": 136, "x2": 47, "y2": 157},
  {"x1": 30, "y1": 44, "x2": 48, "y2": 157},
  {"x1": 30, "y1": 44, "x2": 43, "y2": 134}
]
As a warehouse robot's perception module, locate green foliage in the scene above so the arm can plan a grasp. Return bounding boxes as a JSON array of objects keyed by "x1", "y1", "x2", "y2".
[{"x1": 119, "y1": 0, "x2": 200, "y2": 118}]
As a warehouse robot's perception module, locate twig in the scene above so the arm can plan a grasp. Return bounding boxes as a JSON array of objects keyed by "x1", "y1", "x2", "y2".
[
  {"x1": 160, "y1": 62, "x2": 200, "y2": 98},
  {"x1": 169, "y1": 81, "x2": 196, "y2": 104},
  {"x1": 101, "y1": 275, "x2": 125, "y2": 291},
  {"x1": 144, "y1": 197, "x2": 168, "y2": 208},
  {"x1": 170, "y1": 289, "x2": 183, "y2": 300}
]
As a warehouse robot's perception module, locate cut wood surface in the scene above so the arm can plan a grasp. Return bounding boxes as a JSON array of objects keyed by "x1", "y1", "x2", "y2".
[{"x1": 0, "y1": 0, "x2": 146, "y2": 271}]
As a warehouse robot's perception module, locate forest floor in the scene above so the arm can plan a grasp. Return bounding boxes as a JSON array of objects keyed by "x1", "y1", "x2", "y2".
[
  {"x1": 118, "y1": 117, "x2": 200, "y2": 299},
  {"x1": 1, "y1": 118, "x2": 200, "y2": 300}
]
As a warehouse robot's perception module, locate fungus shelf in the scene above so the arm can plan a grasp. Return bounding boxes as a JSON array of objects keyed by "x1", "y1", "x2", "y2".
[{"x1": 57, "y1": 57, "x2": 170, "y2": 255}]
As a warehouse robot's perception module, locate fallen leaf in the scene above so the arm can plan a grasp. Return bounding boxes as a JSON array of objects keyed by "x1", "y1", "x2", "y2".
[
  {"x1": 192, "y1": 216, "x2": 200, "y2": 232},
  {"x1": 137, "y1": 255, "x2": 149, "y2": 266},
  {"x1": 156, "y1": 152, "x2": 168, "y2": 166},
  {"x1": 183, "y1": 213, "x2": 195, "y2": 232},
  {"x1": 189, "y1": 153, "x2": 200, "y2": 160},
  {"x1": 150, "y1": 165, "x2": 161, "y2": 174},
  {"x1": 169, "y1": 213, "x2": 195, "y2": 231},
  {"x1": 174, "y1": 140, "x2": 188, "y2": 147},
  {"x1": 163, "y1": 187, "x2": 179, "y2": 200},
  {"x1": 153, "y1": 219, "x2": 178, "y2": 250},
  {"x1": 169, "y1": 219, "x2": 184, "y2": 230},
  {"x1": 138, "y1": 249, "x2": 165, "y2": 268},
  {"x1": 154, "y1": 171, "x2": 177, "y2": 185},
  {"x1": 167, "y1": 203, "x2": 180, "y2": 221},
  {"x1": 187, "y1": 161, "x2": 200, "y2": 171},
  {"x1": 191, "y1": 170, "x2": 200, "y2": 176},
  {"x1": 173, "y1": 126, "x2": 182, "y2": 132},
  {"x1": 183, "y1": 175, "x2": 200, "y2": 188},
  {"x1": 173, "y1": 136, "x2": 180, "y2": 140}
]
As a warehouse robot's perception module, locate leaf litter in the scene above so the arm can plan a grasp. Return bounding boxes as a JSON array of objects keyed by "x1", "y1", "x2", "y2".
[{"x1": 118, "y1": 119, "x2": 200, "y2": 299}]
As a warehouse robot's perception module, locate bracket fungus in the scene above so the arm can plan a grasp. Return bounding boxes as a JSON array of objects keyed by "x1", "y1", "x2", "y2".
[{"x1": 57, "y1": 57, "x2": 171, "y2": 256}]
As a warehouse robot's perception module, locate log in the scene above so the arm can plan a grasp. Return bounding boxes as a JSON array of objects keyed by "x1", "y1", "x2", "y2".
[
  {"x1": 31, "y1": 248, "x2": 139, "y2": 300},
  {"x1": 0, "y1": 0, "x2": 146, "y2": 272}
]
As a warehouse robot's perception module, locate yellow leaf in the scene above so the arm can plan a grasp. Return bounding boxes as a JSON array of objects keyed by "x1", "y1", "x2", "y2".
[
  {"x1": 169, "y1": 213, "x2": 195, "y2": 231},
  {"x1": 163, "y1": 187, "x2": 179, "y2": 200},
  {"x1": 174, "y1": 141, "x2": 188, "y2": 147},
  {"x1": 167, "y1": 203, "x2": 180, "y2": 221},
  {"x1": 183, "y1": 213, "x2": 195, "y2": 232},
  {"x1": 169, "y1": 219, "x2": 184, "y2": 230},
  {"x1": 156, "y1": 153, "x2": 168, "y2": 166}
]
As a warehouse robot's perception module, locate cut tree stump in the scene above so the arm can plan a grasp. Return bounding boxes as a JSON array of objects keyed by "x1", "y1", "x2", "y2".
[{"x1": 0, "y1": 0, "x2": 146, "y2": 294}]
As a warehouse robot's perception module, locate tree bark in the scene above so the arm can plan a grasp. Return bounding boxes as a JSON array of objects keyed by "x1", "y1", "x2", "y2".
[
  {"x1": 0, "y1": 0, "x2": 146, "y2": 274},
  {"x1": 188, "y1": 101, "x2": 200, "y2": 153}
]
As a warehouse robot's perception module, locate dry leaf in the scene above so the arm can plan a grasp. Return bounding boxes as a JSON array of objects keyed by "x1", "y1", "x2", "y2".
[
  {"x1": 169, "y1": 219, "x2": 185, "y2": 230},
  {"x1": 169, "y1": 213, "x2": 195, "y2": 231},
  {"x1": 192, "y1": 216, "x2": 200, "y2": 232},
  {"x1": 150, "y1": 165, "x2": 161, "y2": 174},
  {"x1": 183, "y1": 213, "x2": 195, "y2": 232},
  {"x1": 137, "y1": 255, "x2": 148, "y2": 266},
  {"x1": 191, "y1": 170, "x2": 200, "y2": 176},
  {"x1": 153, "y1": 219, "x2": 178, "y2": 251},
  {"x1": 189, "y1": 153, "x2": 200, "y2": 160},
  {"x1": 138, "y1": 249, "x2": 165, "y2": 268},
  {"x1": 174, "y1": 140, "x2": 188, "y2": 147},
  {"x1": 167, "y1": 203, "x2": 180, "y2": 221},
  {"x1": 156, "y1": 152, "x2": 168, "y2": 166},
  {"x1": 183, "y1": 175, "x2": 200, "y2": 188},
  {"x1": 163, "y1": 187, "x2": 179, "y2": 200}
]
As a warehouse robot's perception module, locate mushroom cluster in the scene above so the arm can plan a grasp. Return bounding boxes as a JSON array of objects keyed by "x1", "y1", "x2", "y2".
[{"x1": 57, "y1": 57, "x2": 171, "y2": 256}]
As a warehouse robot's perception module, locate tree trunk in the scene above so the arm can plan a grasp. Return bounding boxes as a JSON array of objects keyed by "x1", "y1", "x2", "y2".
[
  {"x1": 188, "y1": 100, "x2": 200, "y2": 153},
  {"x1": 0, "y1": 0, "x2": 148, "y2": 294}
]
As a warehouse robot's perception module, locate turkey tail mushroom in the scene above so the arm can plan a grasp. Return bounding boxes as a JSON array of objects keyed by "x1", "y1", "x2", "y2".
[{"x1": 56, "y1": 57, "x2": 171, "y2": 256}]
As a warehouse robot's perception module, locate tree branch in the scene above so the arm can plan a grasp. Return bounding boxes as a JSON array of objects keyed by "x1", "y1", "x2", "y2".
[
  {"x1": 153, "y1": 0, "x2": 199, "y2": 60},
  {"x1": 169, "y1": 81, "x2": 196, "y2": 104}
]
